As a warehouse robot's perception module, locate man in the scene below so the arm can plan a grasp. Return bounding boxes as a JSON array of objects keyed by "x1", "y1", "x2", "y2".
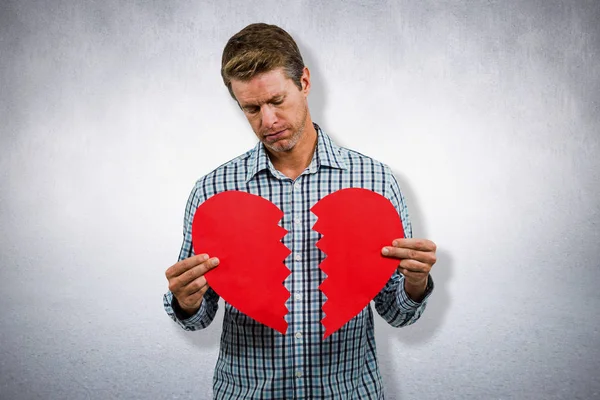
[{"x1": 164, "y1": 23, "x2": 437, "y2": 399}]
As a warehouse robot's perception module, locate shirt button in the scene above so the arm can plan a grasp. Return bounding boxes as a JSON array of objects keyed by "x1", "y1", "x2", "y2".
[
  {"x1": 295, "y1": 331, "x2": 303, "y2": 339},
  {"x1": 295, "y1": 254, "x2": 301, "y2": 261},
  {"x1": 294, "y1": 182, "x2": 301, "y2": 190},
  {"x1": 296, "y1": 371, "x2": 303, "y2": 378},
  {"x1": 295, "y1": 293, "x2": 302, "y2": 301},
  {"x1": 294, "y1": 218, "x2": 301, "y2": 224}
]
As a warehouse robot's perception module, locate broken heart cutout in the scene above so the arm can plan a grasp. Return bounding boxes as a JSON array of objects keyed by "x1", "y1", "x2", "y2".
[
  {"x1": 191, "y1": 188, "x2": 403, "y2": 338},
  {"x1": 312, "y1": 188, "x2": 404, "y2": 339},
  {"x1": 192, "y1": 191, "x2": 291, "y2": 334}
]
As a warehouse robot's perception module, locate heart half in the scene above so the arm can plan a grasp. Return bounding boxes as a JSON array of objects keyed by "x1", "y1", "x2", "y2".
[
  {"x1": 312, "y1": 188, "x2": 405, "y2": 339},
  {"x1": 192, "y1": 191, "x2": 291, "y2": 334}
]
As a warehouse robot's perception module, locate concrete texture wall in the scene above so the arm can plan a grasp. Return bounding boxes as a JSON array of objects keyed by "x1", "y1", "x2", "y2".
[{"x1": 1, "y1": 1, "x2": 599, "y2": 399}]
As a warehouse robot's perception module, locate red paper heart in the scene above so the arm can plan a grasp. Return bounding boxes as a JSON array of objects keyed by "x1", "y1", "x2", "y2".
[
  {"x1": 192, "y1": 191, "x2": 291, "y2": 334},
  {"x1": 312, "y1": 188, "x2": 404, "y2": 339}
]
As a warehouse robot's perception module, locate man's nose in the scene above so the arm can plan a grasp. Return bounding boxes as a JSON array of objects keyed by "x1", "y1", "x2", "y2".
[{"x1": 261, "y1": 105, "x2": 277, "y2": 130}]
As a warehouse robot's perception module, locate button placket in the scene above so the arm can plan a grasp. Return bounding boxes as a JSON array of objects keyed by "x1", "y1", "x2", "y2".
[{"x1": 290, "y1": 177, "x2": 305, "y2": 388}]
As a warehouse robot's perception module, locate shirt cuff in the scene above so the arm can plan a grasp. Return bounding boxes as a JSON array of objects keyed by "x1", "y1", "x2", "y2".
[
  {"x1": 397, "y1": 274, "x2": 435, "y2": 310},
  {"x1": 171, "y1": 296, "x2": 207, "y2": 327}
]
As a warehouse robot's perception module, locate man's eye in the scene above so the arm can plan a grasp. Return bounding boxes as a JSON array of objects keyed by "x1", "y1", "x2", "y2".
[{"x1": 245, "y1": 107, "x2": 259, "y2": 114}]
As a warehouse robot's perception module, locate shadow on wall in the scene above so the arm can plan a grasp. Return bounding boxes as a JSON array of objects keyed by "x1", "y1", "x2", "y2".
[
  {"x1": 375, "y1": 170, "x2": 453, "y2": 399},
  {"x1": 295, "y1": 37, "x2": 330, "y2": 133},
  {"x1": 172, "y1": 304, "x2": 224, "y2": 350}
]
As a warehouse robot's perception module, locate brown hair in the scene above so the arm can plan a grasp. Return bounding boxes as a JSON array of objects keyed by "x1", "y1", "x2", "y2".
[{"x1": 221, "y1": 23, "x2": 305, "y2": 99}]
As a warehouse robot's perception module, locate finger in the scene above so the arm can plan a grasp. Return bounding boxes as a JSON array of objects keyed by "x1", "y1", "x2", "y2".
[
  {"x1": 166, "y1": 253, "x2": 210, "y2": 279},
  {"x1": 398, "y1": 258, "x2": 431, "y2": 274},
  {"x1": 400, "y1": 270, "x2": 429, "y2": 287},
  {"x1": 174, "y1": 257, "x2": 220, "y2": 289},
  {"x1": 185, "y1": 286, "x2": 209, "y2": 305},
  {"x1": 382, "y1": 246, "x2": 437, "y2": 265},
  {"x1": 176, "y1": 284, "x2": 209, "y2": 310},
  {"x1": 391, "y1": 238, "x2": 437, "y2": 252},
  {"x1": 399, "y1": 268, "x2": 428, "y2": 282},
  {"x1": 181, "y1": 276, "x2": 210, "y2": 298},
  {"x1": 397, "y1": 261, "x2": 430, "y2": 284}
]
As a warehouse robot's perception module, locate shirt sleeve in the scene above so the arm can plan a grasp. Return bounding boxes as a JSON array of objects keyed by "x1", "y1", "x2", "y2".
[
  {"x1": 373, "y1": 167, "x2": 434, "y2": 327},
  {"x1": 163, "y1": 287, "x2": 220, "y2": 331},
  {"x1": 162, "y1": 182, "x2": 220, "y2": 331}
]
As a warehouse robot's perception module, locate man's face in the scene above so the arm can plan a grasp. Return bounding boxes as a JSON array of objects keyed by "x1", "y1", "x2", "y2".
[{"x1": 230, "y1": 67, "x2": 311, "y2": 153}]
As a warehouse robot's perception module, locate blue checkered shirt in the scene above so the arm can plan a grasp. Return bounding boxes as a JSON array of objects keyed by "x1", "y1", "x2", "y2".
[{"x1": 163, "y1": 124, "x2": 434, "y2": 399}]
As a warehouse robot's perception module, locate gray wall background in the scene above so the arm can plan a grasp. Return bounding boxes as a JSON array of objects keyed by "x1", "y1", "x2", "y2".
[{"x1": 1, "y1": 1, "x2": 599, "y2": 399}]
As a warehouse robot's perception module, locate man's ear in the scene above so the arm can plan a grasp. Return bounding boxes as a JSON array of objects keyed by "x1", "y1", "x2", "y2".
[{"x1": 301, "y1": 66, "x2": 311, "y2": 95}]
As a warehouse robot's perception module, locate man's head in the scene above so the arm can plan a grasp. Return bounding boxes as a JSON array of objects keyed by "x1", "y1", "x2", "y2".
[
  {"x1": 221, "y1": 23, "x2": 314, "y2": 154},
  {"x1": 221, "y1": 23, "x2": 305, "y2": 99}
]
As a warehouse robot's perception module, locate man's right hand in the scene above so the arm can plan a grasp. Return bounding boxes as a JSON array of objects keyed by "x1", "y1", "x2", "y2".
[{"x1": 165, "y1": 253, "x2": 220, "y2": 317}]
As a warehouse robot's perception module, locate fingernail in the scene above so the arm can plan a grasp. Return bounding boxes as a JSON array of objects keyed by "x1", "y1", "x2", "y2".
[
  {"x1": 200, "y1": 254, "x2": 209, "y2": 261},
  {"x1": 382, "y1": 248, "x2": 389, "y2": 255},
  {"x1": 392, "y1": 240, "x2": 398, "y2": 246},
  {"x1": 211, "y1": 258, "x2": 220, "y2": 266}
]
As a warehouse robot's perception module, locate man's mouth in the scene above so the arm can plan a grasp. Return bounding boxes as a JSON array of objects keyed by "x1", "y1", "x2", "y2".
[{"x1": 265, "y1": 129, "x2": 287, "y2": 139}]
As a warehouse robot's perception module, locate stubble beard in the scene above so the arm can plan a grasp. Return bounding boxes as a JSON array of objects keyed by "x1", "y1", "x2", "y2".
[{"x1": 262, "y1": 103, "x2": 308, "y2": 153}]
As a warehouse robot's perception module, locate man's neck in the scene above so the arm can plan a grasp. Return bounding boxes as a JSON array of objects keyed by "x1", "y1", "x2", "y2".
[{"x1": 267, "y1": 123, "x2": 318, "y2": 180}]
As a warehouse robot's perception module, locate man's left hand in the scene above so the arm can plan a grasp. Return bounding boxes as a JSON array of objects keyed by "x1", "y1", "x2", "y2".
[{"x1": 382, "y1": 238, "x2": 437, "y2": 302}]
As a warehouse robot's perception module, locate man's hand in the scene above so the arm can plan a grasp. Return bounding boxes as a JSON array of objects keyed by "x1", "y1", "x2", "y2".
[
  {"x1": 381, "y1": 238, "x2": 437, "y2": 302},
  {"x1": 165, "y1": 253, "x2": 220, "y2": 316}
]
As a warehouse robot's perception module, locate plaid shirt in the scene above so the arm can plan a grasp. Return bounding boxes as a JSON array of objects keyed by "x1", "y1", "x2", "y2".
[{"x1": 163, "y1": 124, "x2": 433, "y2": 399}]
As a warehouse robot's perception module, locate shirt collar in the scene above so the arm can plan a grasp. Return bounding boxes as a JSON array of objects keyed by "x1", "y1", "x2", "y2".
[{"x1": 245, "y1": 123, "x2": 347, "y2": 182}]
